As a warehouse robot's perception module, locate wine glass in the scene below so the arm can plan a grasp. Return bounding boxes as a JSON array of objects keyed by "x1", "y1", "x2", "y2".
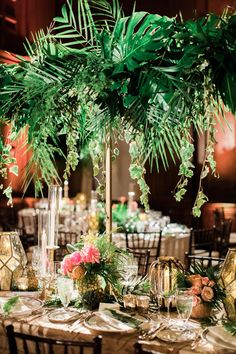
[
  {"x1": 57, "y1": 276, "x2": 74, "y2": 309},
  {"x1": 158, "y1": 271, "x2": 175, "y2": 323},
  {"x1": 122, "y1": 254, "x2": 138, "y2": 286},
  {"x1": 149, "y1": 270, "x2": 162, "y2": 318},
  {"x1": 175, "y1": 288, "x2": 194, "y2": 329}
]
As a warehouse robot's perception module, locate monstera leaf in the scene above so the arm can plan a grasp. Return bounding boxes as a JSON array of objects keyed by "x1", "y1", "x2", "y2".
[{"x1": 111, "y1": 13, "x2": 175, "y2": 73}]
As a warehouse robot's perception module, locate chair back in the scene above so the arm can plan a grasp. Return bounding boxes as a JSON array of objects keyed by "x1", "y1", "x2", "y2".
[
  {"x1": 185, "y1": 252, "x2": 225, "y2": 270},
  {"x1": 125, "y1": 232, "x2": 162, "y2": 266},
  {"x1": 131, "y1": 250, "x2": 150, "y2": 276},
  {"x1": 213, "y1": 207, "x2": 225, "y2": 228},
  {"x1": 18, "y1": 209, "x2": 38, "y2": 248},
  {"x1": 55, "y1": 231, "x2": 80, "y2": 261},
  {"x1": 216, "y1": 219, "x2": 232, "y2": 257},
  {"x1": 189, "y1": 227, "x2": 215, "y2": 257},
  {"x1": 6, "y1": 324, "x2": 102, "y2": 354}
]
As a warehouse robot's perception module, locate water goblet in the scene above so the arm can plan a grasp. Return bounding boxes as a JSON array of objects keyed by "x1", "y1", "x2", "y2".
[
  {"x1": 175, "y1": 288, "x2": 194, "y2": 330},
  {"x1": 57, "y1": 276, "x2": 74, "y2": 309}
]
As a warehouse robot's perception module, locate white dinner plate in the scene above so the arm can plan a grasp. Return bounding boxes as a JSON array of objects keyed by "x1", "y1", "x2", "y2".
[
  {"x1": 0, "y1": 296, "x2": 42, "y2": 317},
  {"x1": 202, "y1": 328, "x2": 236, "y2": 350},
  {"x1": 47, "y1": 309, "x2": 84, "y2": 323},
  {"x1": 84, "y1": 310, "x2": 144, "y2": 334}
]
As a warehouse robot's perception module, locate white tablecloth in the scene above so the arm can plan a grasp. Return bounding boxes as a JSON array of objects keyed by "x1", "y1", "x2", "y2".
[{"x1": 112, "y1": 232, "x2": 190, "y2": 264}]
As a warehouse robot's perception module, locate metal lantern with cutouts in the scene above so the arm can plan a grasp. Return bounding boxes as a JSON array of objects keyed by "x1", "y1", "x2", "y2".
[
  {"x1": 219, "y1": 248, "x2": 236, "y2": 321},
  {"x1": 149, "y1": 256, "x2": 184, "y2": 308},
  {"x1": 0, "y1": 231, "x2": 27, "y2": 290}
]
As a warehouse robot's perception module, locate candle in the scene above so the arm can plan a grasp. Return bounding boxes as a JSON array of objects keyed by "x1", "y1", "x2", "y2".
[
  {"x1": 64, "y1": 180, "x2": 69, "y2": 198},
  {"x1": 41, "y1": 229, "x2": 47, "y2": 277},
  {"x1": 164, "y1": 268, "x2": 170, "y2": 293}
]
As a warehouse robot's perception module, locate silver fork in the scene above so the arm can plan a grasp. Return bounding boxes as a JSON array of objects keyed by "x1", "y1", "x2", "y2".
[
  {"x1": 139, "y1": 322, "x2": 161, "y2": 339},
  {"x1": 147, "y1": 324, "x2": 167, "y2": 340}
]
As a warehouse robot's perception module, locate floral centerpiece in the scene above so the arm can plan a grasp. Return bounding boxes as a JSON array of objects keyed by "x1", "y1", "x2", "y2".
[
  {"x1": 177, "y1": 264, "x2": 225, "y2": 319},
  {"x1": 60, "y1": 233, "x2": 125, "y2": 309}
]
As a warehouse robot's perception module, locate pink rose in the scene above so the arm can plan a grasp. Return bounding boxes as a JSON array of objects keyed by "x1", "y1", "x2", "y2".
[
  {"x1": 202, "y1": 277, "x2": 209, "y2": 286},
  {"x1": 70, "y1": 251, "x2": 82, "y2": 265},
  {"x1": 81, "y1": 245, "x2": 100, "y2": 263},
  {"x1": 119, "y1": 196, "x2": 127, "y2": 204},
  {"x1": 187, "y1": 274, "x2": 202, "y2": 288},
  {"x1": 61, "y1": 256, "x2": 73, "y2": 275},
  {"x1": 130, "y1": 201, "x2": 138, "y2": 212},
  {"x1": 201, "y1": 286, "x2": 214, "y2": 301},
  {"x1": 193, "y1": 295, "x2": 201, "y2": 307},
  {"x1": 208, "y1": 280, "x2": 215, "y2": 287},
  {"x1": 190, "y1": 286, "x2": 202, "y2": 295}
]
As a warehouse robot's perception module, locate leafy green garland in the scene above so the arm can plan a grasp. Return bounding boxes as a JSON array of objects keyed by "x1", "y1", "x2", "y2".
[{"x1": 0, "y1": 0, "x2": 235, "y2": 214}]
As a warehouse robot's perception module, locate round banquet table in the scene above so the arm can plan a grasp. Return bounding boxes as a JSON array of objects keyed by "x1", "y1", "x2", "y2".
[
  {"x1": 0, "y1": 297, "x2": 234, "y2": 354},
  {"x1": 112, "y1": 232, "x2": 190, "y2": 264}
]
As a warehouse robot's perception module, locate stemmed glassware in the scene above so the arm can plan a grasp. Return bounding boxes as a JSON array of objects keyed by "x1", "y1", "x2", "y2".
[
  {"x1": 121, "y1": 254, "x2": 138, "y2": 286},
  {"x1": 158, "y1": 272, "x2": 175, "y2": 323},
  {"x1": 175, "y1": 288, "x2": 194, "y2": 329},
  {"x1": 149, "y1": 271, "x2": 162, "y2": 318},
  {"x1": 57, "y1": 276, "x2": 74, "y2": 309}
]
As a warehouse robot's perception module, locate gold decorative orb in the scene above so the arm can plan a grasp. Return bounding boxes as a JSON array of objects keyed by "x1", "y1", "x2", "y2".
[
  {"x1": 0, "y1": 231, "x2": 27, "y2": 290},
  {"x1": 219, "y1": 248, "x2": 236, "y2": 321}
]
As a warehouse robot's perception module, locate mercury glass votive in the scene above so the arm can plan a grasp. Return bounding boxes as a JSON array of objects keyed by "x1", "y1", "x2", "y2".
[
  {"x1": 17, "y1": 276, "x2": 29, "y2": 291},
  {"x1": 136, "y1": 295, "x2": 150, "y2": 313},
  {"x1": 123, "y1": 294, "x2": 136, "y2": 311}
]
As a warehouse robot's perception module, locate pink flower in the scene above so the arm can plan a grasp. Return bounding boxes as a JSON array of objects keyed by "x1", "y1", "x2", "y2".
[
  {"x1": 130, "y1": 201, "x2": 138, "y2": 212},
  {"x1": 187, "y1": 274, "x2": 202, "y2": 288},
  {"x1": 193, "y1": 295, "x2": 201, "y2": 307},
  {"x1": 201, "y1": 286, "x2": 214, "y2": 301},
  {"x1": 119, "y1": 196, "x2": 127, "y2": 204},
  {"x1": 70, "y1": 251, "x2": 82, "y2": 265},
  {"x1": 208, "y1": 280, "x2": 215, "y2": 287},
  {"x1": 202, "y1": 277, "x2": 210, "y2": 286},
  {"x1": 190, "y1": 286, "x2": 202, "y2": 295},
  {"x1": 81, "y1": 245, "x2": 100, "y2": 263},
  {"x1": 61, "y1": 256, "x2": 73, "y2": 275}
]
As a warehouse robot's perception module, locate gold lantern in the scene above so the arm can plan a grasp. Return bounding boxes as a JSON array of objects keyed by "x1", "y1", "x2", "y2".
[
  {"x1": 219, "y1": 248, "x2": 236, "y2": 321},
  {"x1": 149, "y1": 256, "x2": 184, "y2": 307},
  {"x1": 0, "y1": 231, "x2": 27, "y2": 290}
]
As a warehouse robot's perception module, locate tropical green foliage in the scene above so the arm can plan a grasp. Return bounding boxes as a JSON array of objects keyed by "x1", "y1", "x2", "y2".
[{"x1": 0, "y1": 1, "x2": 236, "y2": 215}]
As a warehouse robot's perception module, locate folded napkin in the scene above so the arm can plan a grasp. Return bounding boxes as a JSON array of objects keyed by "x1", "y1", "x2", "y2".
[
  {"x1": 96, "y1": 311, "x2": 135, "y2": 331},
  {"x1": 208, "y1": 326, "x2": 236, "y2": 349}
]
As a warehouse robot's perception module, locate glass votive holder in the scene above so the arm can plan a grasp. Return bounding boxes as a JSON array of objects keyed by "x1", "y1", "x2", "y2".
[
  {"x1": 17, "y1": 276, "x2": 29, "y2": 291},
  {"x1": 136, "y1": 295, "x2": 150, "y2": 313},
  {"x1": 123, "y1": 294, "x2": 136, "y2": 311}
]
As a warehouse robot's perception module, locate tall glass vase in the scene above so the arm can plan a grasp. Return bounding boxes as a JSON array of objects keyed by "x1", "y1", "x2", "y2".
[
  {"x1": 48, "y1": 185, "x2": 62, "y2": 248},
  {"x1": 38, "y1": 210, "x2": 50, "y2": 278}
]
